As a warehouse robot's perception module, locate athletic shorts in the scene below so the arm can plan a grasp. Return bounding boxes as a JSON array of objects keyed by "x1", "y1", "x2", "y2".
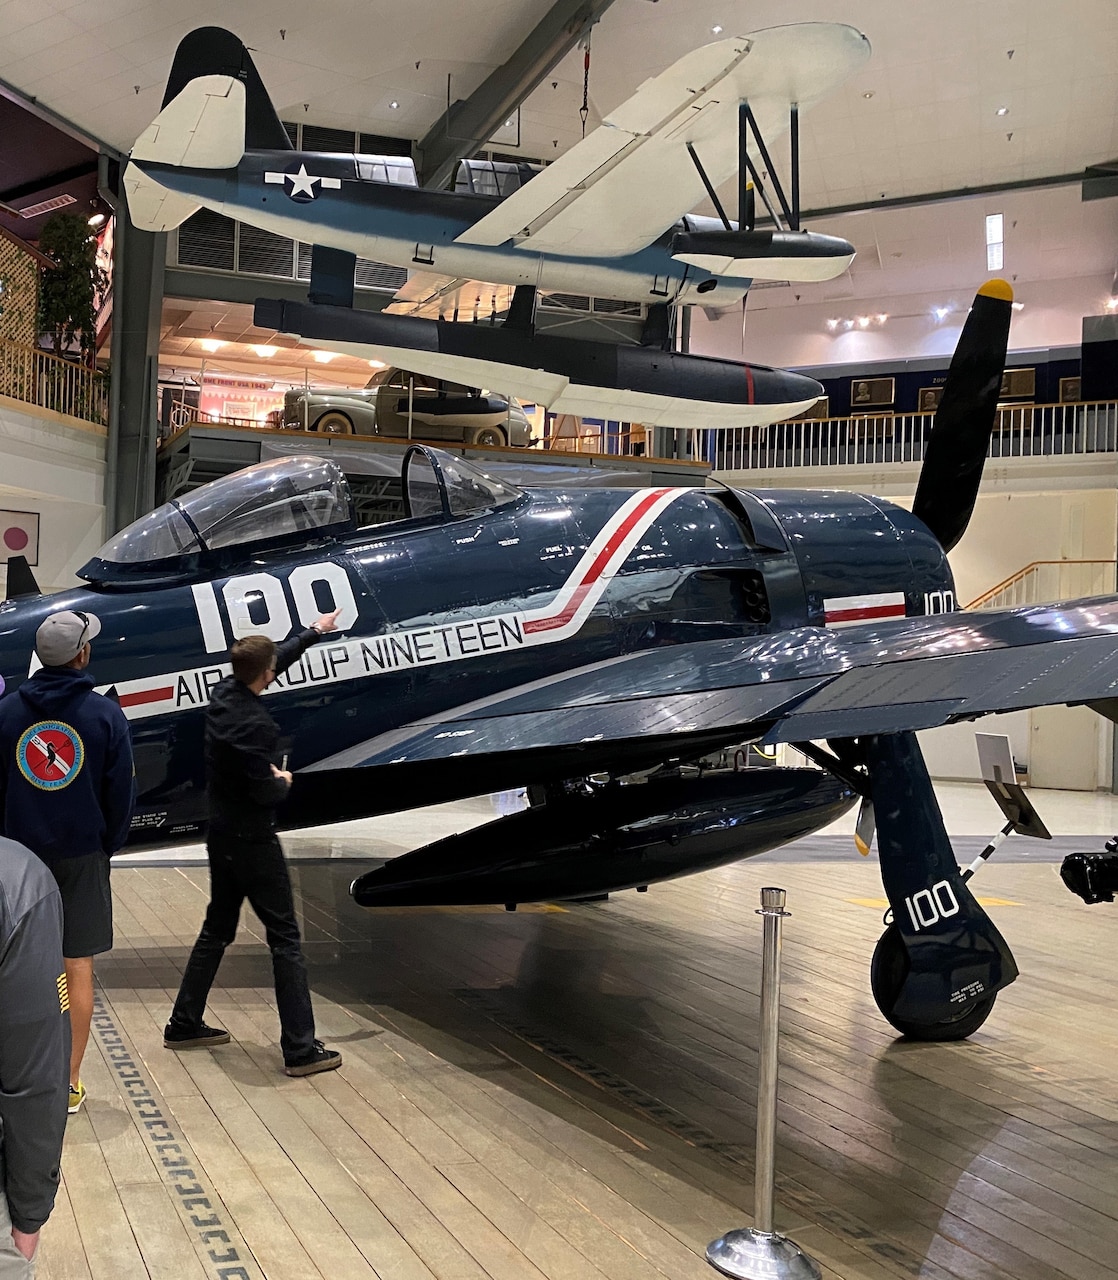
[{"x1": 49, "y1": 851, "x2": 112, "y2": 958}]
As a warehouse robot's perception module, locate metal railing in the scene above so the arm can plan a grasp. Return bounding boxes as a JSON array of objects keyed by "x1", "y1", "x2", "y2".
[
  {"x1": 708, "y1": 401, "x2": 1118, "y2": 472},
  {"x1": 968, "y1": 560, "x2": 1118, "y2": 610},
  {"x1": 0, "y1": 337, "x2": 109, "y2": 427}
]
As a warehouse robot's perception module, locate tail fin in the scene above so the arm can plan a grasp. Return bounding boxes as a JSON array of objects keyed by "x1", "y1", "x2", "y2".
[
  {"x1": 163, "y1": 27, "x2": 291, "y2": 152},
  {"x1": 911, "y1": 279, "x2": 1014, "y2": 552}
]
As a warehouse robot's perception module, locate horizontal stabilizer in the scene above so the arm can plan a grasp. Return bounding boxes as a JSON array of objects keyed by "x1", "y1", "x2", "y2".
[
  {"x1": 131, "y1": 74, "x2": 245, "y2": 169},
  {"x1": 123, "y1": 162, "x2": 200, "y2": 232}
]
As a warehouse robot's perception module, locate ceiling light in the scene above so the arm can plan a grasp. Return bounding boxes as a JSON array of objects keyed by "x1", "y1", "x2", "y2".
[
  {"x1": 251, "y1": 344, "x2": 278, "y2": 358},
  {"x1": 826, "y1": 318, "x2": 839, "y2": 331},
  {"x1": 1011, "y1": 301, "x2": 1025, "y2": 311},
  {"x1": 862, "y1": 90, "x2": 874, "y2": 99},
  {"x1": 87, "y1": 212, "x2": 105, "y2": 227},
  {"x1": 18, "y1": 193, "x2": 76, "y2": 218},
  {"x1": 312, "y1": 350, "x2": 336, "y2": 363},
  {"x1": 857, "y1": 316, "x2": 870, "y2": 328},
  {"x1": 843, "y1": 319, "x2": 854, "y2": 330},
  {"x1": 368, "y1": 359, "x2": 386, "y2": 369},
  {"x1": 711, "y1": 24, "x2": 723, "y2": 34},
  {"x1": 389, "y1": 101, "x2": 399, "y2": 110},
  {"x1": 1106, "y1": 297, "x2": 1118, "y2": 311},
  {"x1": 933, "y1": 305, "x2": 951, "y2": 321},
  {"x1": 996, "y1": 106, "x2": 1009, "y2": 116},
  {"x1": 199, "y1": 338, "x2": 224, "y2": 353},
  {"x1": 876, "y1": 313, "x2": 888, "y2": 325}
]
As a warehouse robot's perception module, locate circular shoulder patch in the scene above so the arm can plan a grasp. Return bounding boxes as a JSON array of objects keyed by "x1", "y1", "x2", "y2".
[{"x1": 16, "y1": 721, "x2": 85, "y2": 791}]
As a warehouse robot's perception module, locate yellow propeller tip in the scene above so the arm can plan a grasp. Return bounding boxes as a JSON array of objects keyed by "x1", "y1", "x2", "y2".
[
  {"x1": 854, "y1": 836, "x2": 870, "y2": 857},
  {"x1": 978, "y1": 278, "x2": 1013, "y2": 302}
]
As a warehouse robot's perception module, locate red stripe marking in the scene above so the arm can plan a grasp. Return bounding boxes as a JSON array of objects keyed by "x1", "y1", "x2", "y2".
[
  {"x1": 825, "y1": 604, "x2": 905, "y2": 624},
  {"x1": 524, "y1": 490, "x2": 670, "y2": 635},
  {"x1": 119, "y1": 686, "x2": 174, "y2": 708},
  {"x1": 744, "y1": 363, "x2": 755, "y2": 404}
]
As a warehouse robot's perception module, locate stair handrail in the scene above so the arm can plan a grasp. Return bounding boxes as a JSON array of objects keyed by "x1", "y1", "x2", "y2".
[{"x1": 967, "y1": 559, "x2": 1117, "y2": 609}]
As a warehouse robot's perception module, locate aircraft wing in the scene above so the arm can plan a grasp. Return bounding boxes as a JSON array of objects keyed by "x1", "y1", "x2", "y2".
[
  {"x1": 386, "y1": 272, "x2": 515, "y2": 320},
  {"x1": 304, "y1": 598, "x2": 1118, "y2": 773},
  {"x1": 454, "y1": 23, "x2": 870, "y2": 259}
]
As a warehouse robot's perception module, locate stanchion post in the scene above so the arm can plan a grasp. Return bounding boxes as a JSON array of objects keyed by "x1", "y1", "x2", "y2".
[{"x1": 706, "y1": 887, "x2": 821, "y2": 1280}]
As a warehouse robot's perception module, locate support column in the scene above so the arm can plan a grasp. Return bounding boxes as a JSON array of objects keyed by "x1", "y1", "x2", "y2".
[{"x1": 106, "y1": 205, "x2": 165, "y2": 533}]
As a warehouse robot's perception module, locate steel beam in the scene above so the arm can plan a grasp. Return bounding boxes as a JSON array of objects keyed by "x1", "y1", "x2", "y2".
[{"x1": 419, "y1": 0, "x2": 619, "y2": 190}]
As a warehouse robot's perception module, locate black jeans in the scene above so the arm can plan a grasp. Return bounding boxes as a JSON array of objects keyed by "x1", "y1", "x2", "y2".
[{"x1": 169, "y1": 832, "x2": 315, "y2": 1064}]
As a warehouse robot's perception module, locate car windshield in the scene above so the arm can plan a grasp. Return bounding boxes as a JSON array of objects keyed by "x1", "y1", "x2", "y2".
[{"x1": 94, "y1": 458, "x2": 355, "y2": 566}]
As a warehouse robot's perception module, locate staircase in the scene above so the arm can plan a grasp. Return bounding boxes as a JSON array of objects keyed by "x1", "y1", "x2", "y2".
[{"x1": 968, "y1": 560, "x2": 1117, "y2": 610}]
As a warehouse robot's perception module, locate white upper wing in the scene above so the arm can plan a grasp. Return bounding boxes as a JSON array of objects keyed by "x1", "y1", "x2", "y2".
[{"x1": 455, "y1": 23, "x2": 870, "y2": 259}]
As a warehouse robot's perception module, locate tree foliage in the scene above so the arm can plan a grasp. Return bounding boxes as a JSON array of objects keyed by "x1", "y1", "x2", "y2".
[{"x1": 37, "y1": 212, "x2": 107, "y2": 358}]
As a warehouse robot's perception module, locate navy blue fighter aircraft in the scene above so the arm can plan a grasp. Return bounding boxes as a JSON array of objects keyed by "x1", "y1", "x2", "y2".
[{"x1": 4, "y1": 279, "x2": 1118, "y2": 1042}]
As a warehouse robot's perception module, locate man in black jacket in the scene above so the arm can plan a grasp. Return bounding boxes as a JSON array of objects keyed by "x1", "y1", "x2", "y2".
[
  {"x1": 164, "y1": 611, "x2": 342, "y2": 1077},
  {"x1": 0, "y1": 836, "x2": 69, "y2": 1278}
]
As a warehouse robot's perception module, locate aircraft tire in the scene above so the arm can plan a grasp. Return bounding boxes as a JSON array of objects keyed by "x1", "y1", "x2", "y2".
[
  {"x1": 468, "y1": 425, "x2": 506, "y2": 447},
  {"x1": 869, "y1": 923, "x2": 997, "y2": 1041},
  {"x1": 314, "y1": 411, "x2": 355, "y2": 434}
]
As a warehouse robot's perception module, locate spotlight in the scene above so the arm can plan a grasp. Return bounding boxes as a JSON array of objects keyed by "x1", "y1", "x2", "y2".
[
  {"x1": 368, "y1": 359, "x2": 387, "y2": 369},
  {"x1": 876, "y1": 313, "x2": 888, "y2": 325},
  {"x1": 711, "y1": 24, "x2": 723, "y2": 34},
  {"x1": 1106, "y1": 298, "x2": 1118, "y2": 312},
  {"x1": 996, "y1": 106, "x2": 1009, "y2": 116},
  {"x1": 933, "y1": 305, "x2": 951, "y2": 321},
  {"x1": 843, "y1": 319, "x2": 854, "y2": 330},
  {"x1": 312, "y1": 350, "x2": 336, "y2": 363},
  {"x1": 199, "y1": 338, "x2": 224, "y2": 352},
  {"x1": 389, "y1": 101, "x2": 399, "y2": 110},
  {"x1": 87, "y1": 212, "x2": 106, "y2": 227},
  {"x1": 826, "y1": 318, "x2": 839, "y2": 331},
  {"x1": 251, "y1": 344, "x2": 278, "y2": 358},
  {"x1": 857, "y1": 316, "x2": 870, "y2": 328}
]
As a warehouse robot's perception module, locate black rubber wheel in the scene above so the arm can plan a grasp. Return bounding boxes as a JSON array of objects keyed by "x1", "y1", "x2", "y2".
[
  {"x1": 314, "y1": 411, "x2": 354, "y2": 435},
  {"x1": 468, "y1": 425, "x2": 506, "y2": 447},
  {"x1": 870, "y1": 923, "x2": 997, "y2": 1041}
]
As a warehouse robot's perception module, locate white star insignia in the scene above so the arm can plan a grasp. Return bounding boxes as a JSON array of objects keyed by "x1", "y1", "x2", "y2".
[{"x1": 286, "y1": 163, "x2": 319, "y2": 197}]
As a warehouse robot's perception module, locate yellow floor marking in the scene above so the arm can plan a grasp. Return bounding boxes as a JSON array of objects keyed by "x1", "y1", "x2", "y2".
[{"x1": 846, "y1": 896, "x2": 1020, "y2": 909}]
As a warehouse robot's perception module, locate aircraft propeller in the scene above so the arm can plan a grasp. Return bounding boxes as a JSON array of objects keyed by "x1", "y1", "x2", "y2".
[{"x1": 911, "y1": 279, "x2": 1014, "y2": 551}]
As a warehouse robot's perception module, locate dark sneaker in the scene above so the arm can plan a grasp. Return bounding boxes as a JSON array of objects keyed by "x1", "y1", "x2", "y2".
[
  {"x1": 284, "y1": 1040, "x2": 342, "y2": 1077},
  {"x1": 164, "y1": 1021, "x2": 232, "y2": 1049}
]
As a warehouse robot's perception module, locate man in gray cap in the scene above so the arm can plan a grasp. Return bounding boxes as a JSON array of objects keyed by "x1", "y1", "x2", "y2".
[{"x1": 0, "y1": 609, "x2": 135, "y2": 1117}]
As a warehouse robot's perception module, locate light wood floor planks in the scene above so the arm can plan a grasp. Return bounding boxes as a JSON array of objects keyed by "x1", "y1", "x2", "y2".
[{"x1": 35, "y1": 840, "x2": 1118, "y2": 1280}]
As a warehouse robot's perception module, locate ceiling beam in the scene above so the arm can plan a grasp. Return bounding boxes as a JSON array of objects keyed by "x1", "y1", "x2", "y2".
[
  {"x1": 0, "y1": 160, "x2": 100, "y2": 206},
  {"x1": 418, "y1": 0, "x2": 619, "y2": 190},
  {"x1": 0, "y1": 75, "x2": 119, "y2": 160}
]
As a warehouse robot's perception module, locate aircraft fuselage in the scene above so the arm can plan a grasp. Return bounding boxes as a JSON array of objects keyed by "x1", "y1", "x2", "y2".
[{"x1": 138, "y1": 151, "x2": 754, "y2": 307}]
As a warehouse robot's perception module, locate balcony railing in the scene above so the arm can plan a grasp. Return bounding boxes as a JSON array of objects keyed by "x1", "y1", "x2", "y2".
[
  {"x1": 708, "y1": 401, "x2": 1118, "y2": 472},
  {"x1": 0, "y1": 338, "x2": 109, "y2": 428},
  {"x1": 968, "y1": 560, "x2": 1118, "y2": 610}
]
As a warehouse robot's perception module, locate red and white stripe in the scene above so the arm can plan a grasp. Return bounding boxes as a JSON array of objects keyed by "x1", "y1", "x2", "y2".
[
  {"x1": 823, "y1": 591, "x2": 906, "y2": 629},
  {"x1": 521, "y1": 487, "x2": 688, "y2": 642}
]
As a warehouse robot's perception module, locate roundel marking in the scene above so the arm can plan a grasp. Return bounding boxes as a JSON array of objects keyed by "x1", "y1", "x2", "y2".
[{"x1": 17, "y1": 721, "x2": 84, "y2": 790}]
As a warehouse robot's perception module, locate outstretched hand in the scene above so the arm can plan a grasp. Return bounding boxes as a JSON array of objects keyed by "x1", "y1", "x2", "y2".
[
  {"x1": 313, "y1": 608, "x2": 342, "y2": 634},
  {"x1": 270, "y1": 764, "x2": 293, "y2": 787}
]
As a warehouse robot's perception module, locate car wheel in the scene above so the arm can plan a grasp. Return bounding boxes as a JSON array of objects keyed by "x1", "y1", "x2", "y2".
[
  {"x1": 468, "y1": 425, "x2": 506, "y2": 447},
  {"x1": 314, "y1": 411, "x2": 355, "y2": 435}
]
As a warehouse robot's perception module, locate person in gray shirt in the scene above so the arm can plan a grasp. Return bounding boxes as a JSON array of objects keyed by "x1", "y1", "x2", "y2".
[{"x1": 0, "y1": 836, "x2": 70, "y2": 1277}]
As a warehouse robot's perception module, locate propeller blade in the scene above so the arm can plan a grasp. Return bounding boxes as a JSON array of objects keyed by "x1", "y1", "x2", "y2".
[
  {"x1": 854, "y1": 796, "x2": 875, "y2": 856},
  {"x1": 911, "y1": 279, "x2": 1013, "y2": 551}
]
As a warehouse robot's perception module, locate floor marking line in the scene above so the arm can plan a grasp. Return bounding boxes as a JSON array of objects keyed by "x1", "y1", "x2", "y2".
[{"x1": 90, "y1": 993, "x2": 264, "y2": 1280}]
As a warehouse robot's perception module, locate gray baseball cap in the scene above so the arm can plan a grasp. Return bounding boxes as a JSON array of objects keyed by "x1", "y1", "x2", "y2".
[{"x1": 35, "y1": 609, "x2": 102, "y2": 667}]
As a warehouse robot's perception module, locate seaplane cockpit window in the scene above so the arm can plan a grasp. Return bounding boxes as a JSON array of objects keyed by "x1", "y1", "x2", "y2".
[{"x1": 355, "y1": 156, "x2": 418, "y2": 187}]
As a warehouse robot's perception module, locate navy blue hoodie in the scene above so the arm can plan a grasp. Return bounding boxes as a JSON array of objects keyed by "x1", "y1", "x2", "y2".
[{"x1": 0, "y1": 668, "x2": 135, "y2": 864}]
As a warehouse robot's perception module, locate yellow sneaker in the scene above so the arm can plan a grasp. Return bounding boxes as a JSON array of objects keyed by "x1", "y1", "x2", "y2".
[{"x1": 67, "y1": 1080, "x2": 86, "y2": 1114}]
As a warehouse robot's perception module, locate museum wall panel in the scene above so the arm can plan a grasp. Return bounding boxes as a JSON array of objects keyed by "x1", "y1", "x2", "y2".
[{"x1": 0, "y1": 396, "x2": 105, "y2": 594}]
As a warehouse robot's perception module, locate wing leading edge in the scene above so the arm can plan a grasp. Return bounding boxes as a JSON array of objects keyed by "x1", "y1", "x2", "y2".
[{"x1": 302, "y1": 598, "x2": 1118, "y2": 774}]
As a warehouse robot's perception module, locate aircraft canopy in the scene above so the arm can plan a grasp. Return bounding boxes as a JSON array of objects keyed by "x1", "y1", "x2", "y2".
[{"x1": 90, "y1": 457, "x2": 355, "y2": 572}]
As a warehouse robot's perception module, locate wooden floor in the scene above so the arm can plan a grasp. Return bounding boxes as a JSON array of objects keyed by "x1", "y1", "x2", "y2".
[{"x1": 39, "y1": 836, "x2": 1118, "y2": 1280}]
